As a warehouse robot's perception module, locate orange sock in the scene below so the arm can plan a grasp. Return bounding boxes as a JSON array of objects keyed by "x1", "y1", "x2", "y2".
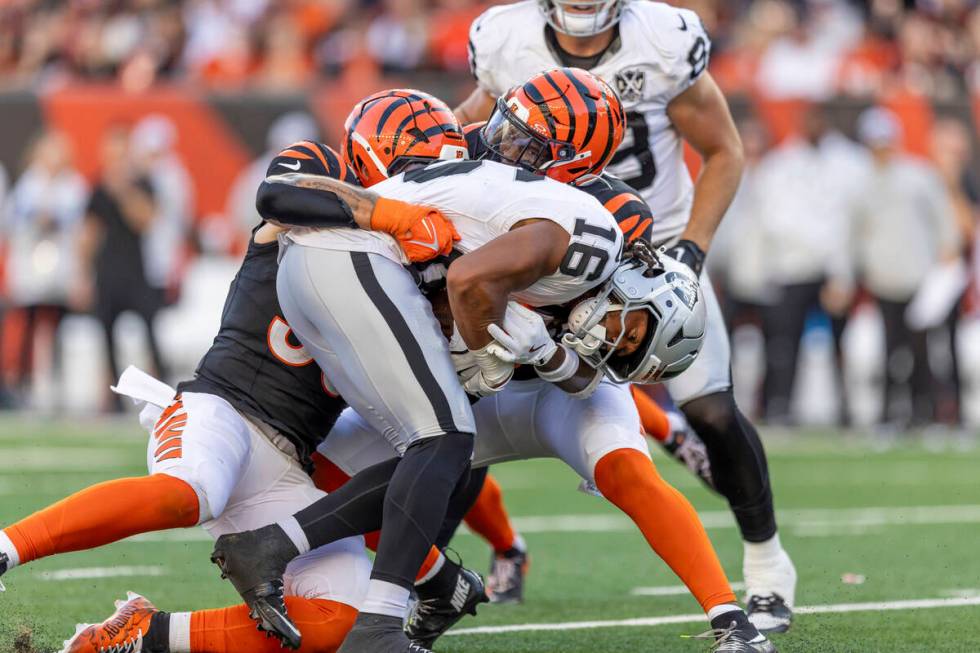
[
  {"x1": 311, "y1": 452, "x2": 442, "y2": 583},
  {"x1": 593, "y1": 449, "x2": 736, "y2": 613},
  {"x1": 630, "y1": 385, "x2": 671, "y2": 443},
  {"x1": 3, "y1": 474, "x2": 198, "y2": 565},
  {"x1": 189, "y1": 598, "x2": 357, "y2": 653},
  {"x1": 463, "y1": 473, "x2": 517, "y2": 554}
]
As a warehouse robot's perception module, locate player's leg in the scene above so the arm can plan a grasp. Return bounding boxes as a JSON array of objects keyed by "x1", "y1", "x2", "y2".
[
  {"x1": 0, "y1": 391, "x2": 249, "y2": 582},
  {"x1": 534, "y1": 380, "x2": 774, "y2": 651},
  {"x1": 316, "y1": 409, "x2": 489, "y2": 648},
  {"x1": 666, "y1": 274, "x2": 795, "y2": 633},
  {"x1": 63, "y1": 425, "x2": 370, "y2": 653},
  {"x1": 213, "y1": 245, "x2": 475, "y2": 652}
]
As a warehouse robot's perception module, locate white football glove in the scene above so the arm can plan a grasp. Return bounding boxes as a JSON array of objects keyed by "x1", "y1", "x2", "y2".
[
  {"x1": 450, "y1": 324, "x2": 513, "y2": 396},
  {"x1": 487, "y1": 302, "x2": 558, "y2": 367}
]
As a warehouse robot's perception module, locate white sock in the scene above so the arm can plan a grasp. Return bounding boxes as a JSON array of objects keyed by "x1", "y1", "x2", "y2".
[
  {"x1": 276, "y1": 517, "x2": 311, "y2": 556},
  {"x1": 707, "y1": 603, "x2": 743, "y2": 623},
  {"x1": 168, "y1": 612, "x2": 192, "y2": 653},
  {"x1": 361, "y1": 579, "x2": 411, "y2": 619},
  {"x1": 743, "y1": 533, "x2": 784, "y2": 566},
  {"x1": 0, "y1": 531, "x2": 20, "y2": 568},
  {"x1": 511, "y1": 534, "x2": 527, "y2": 554},
  {"x1": 415, "y1": 552, "x2": 446, "y2": 586}
]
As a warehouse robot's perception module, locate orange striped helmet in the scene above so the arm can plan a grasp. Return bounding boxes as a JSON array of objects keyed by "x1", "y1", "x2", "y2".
[
  {"x1": 480, "y1": 67, "x2": 625, "y2": 184},
  {"x1": 343, "y1": 89, "x2": 469, "y2": 188}
]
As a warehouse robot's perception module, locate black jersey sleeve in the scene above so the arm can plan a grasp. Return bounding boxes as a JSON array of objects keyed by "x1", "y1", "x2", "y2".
[
  {"x1": 256, "y1": 141, "x2": 362, "y2": 228},
  {"x1": 581, "y1": 174, "x2": 654, "y2": 245}
]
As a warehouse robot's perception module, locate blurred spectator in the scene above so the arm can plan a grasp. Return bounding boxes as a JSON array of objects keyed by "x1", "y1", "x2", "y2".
[
  {"x1": 847, "y1": 107, "x2": 962, "y2": 427},
  {"x1": 751, "y1": 104, "x2": 868, "y2": 424},
  {"x1": 366, "y1": 0, "x2": 429, "y2": 71},
  {"x1": 3, "y1": 131, "x2": 87, "y2": 404},
  {"x1": 78, "y1": 125, "x2": 168, "y2": 412},
  {"x1": 928, "y1": 116, "x2": 977, "y2": 424},
  {"x1": 225, "y1": 111, "x2": 318, "y2": 242},
  {"x1": 130, "y1": 115, "x2": 193, "y2": 302}
]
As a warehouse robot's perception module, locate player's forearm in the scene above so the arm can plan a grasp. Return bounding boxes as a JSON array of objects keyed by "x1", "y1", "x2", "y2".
[
  {"x1": 537, "y1": 346, "x2": 602, "y2": 396},
  {"x1": 446, "y1": 270, "x2": 508, "y2": 350},
  {"x1": 259, "y1": 173, "x2": 376, "y2": 229},
  {"x1": 453, "y1": 87, "x2": 496, "y2": 125},
  {"x1": 680, "y1": 145, "x2": 744, "y2": 251}
]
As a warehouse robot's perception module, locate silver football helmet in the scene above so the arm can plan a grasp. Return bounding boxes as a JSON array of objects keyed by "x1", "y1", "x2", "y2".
[
  {"x1": 537, "y1": 0, "x2": 629, "y2": 37},
  {"x1": 562, "y1": 248, "x2": 706, "y2": 384}
]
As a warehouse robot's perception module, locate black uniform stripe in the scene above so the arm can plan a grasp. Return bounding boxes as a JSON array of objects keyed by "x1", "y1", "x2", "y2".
[
  {"x1": 590, "y1": 101, "x2": 617, "y2": 176},
  {"x1": 542, "y1": 71, "x2": 575, "y2": 141},
  {"x1": 522, "y1": 82, "x2": 557, "y2": 135},
  {"x1": 350, "y1": 252, "x2": 460, "y2": 434},
  {"x1": 565, "y1": 72, "x2": 599, "y2": 148}
]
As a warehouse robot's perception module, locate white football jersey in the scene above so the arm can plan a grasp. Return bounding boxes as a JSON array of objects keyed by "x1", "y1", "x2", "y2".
[
  {"x1": 469, "y1": 0, "x2": 710, "y2": 244},
  {"x1": 286, "y1": 159, "x2": 623, "y2": 306}
]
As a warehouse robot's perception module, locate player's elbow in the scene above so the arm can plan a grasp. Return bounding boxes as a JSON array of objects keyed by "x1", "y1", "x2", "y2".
[{"x1": 255, "y1": 181, "x2": 279, "y2": 221}]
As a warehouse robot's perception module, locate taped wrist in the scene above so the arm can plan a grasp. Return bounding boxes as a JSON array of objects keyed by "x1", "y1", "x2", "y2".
[
  {"x1": 568, "y1": 366, "x2": 604, "y2": 399},
  {"x1": 536, "y1": 345, "x2": 579, "y2": 383}
]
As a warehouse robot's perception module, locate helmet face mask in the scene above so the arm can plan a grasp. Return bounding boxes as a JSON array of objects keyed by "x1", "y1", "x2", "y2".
[
  {"x1": 481, "y1": 98, "x2": 579, "y2": 174},
  {"x1": 563, "y1": 251, "x2": 706, "y2": 384},
  {"x1": 480, "y1": 68, "x2": 625, "y2": 184},
  {"x1": 538, "y1": 0, "x2": 627, "y2": 37}
]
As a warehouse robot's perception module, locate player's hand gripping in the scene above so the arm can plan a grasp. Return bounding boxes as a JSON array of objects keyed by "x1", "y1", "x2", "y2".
[
  {"x1": 487, "y1": 302, "x2": 558, "y2": 367},
  {"x1": 371, "y1": 197, "x2": 460, "y2": 263}
]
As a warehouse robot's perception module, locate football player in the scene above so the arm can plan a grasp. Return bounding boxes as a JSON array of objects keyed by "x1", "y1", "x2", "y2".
[
  {"x1": 205, "y1": 70, "x2": 663, "y2": 653},
  {"x1": 0, "y1": 97, "x2": 471, "y2": 653},
  {"x1": 320, "y1": 68, "x2": 775, "y2": 653},
  {"x1": 456, "y1": 0, "x2": 797, "y2": 632}
]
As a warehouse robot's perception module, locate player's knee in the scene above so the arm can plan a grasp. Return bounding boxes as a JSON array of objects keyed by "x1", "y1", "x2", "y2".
[
  {"x1": 148, "y1": 473, "x2": 203, "y2": 527},
  {"x1": 593, "y1": 448, "x2": 663, "y2": 501},
  {"x1": 153, "y1": 464, "x2": 232, "y2": 523},
  {"x1": 405, "y1": 431, "x2": 474, "y2": 479},
  {"x1": 681, "y1": 391, "x2": 739, "y2": 443}
]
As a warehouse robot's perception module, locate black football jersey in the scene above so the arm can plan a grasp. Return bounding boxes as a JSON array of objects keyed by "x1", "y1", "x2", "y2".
[
  {"x1": 463, "y1": 123, "x2": 653, "y2": 245},
  {"x1": 177, "y1": 141, "x2": 357, "y2": 464}
]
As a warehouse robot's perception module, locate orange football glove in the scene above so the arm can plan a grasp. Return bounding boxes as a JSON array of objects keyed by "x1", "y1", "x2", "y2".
[{"x1": 371, "y1": 197, "x2": 460, "y2": 263}]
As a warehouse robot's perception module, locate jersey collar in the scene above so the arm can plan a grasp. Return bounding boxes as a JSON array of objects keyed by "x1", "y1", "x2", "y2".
[{"x1": 544, "y1": 24, "x2": 622, "y2": 71}]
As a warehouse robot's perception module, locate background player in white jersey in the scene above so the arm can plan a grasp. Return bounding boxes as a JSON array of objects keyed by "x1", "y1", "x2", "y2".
[
  {"x1": 455, "y1": 0, "x2": 797, "y2": 632},
  {"x1": 209, "y1": 79, "x2": 632, "y2": 653}
]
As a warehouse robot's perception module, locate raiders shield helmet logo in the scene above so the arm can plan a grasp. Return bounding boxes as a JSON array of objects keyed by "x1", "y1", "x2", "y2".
[{"x1": 614, "y1": 69, "x2": 646, "y2": 103}]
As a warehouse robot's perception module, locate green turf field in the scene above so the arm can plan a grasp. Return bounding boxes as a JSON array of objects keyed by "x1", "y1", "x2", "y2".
[{"x1": 1, "y1": 416, "x2": 979, "y2": 652}]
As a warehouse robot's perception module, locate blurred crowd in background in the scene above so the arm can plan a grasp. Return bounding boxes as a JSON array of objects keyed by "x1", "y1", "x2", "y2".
[
  {"x1": 0, "y1": 0, "x2": 976, "y2": 98},
  {"x1": 0, "y1": 0, "x2": 977, "y2": 432}
]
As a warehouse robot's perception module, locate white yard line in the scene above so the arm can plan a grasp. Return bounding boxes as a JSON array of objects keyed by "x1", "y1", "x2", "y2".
[
  {"x1": 0, "y1": 448, "x2": 135, "y2": 471},
  {"x1": 493, "y1": 504, "x2": 980, "y2": 538},
  {"x1": 447, "y1": 596, "x2": 980, "y2": 636},
  {"x1": 630, "y1": 582, "x2": 745, "y2": 597},
  {"x1": 37, "y1": 566, "x2": 166, "y2": 581}
]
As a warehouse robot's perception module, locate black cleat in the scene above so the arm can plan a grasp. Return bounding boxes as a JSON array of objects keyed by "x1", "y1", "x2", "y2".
[
  {"x1": 686, "y1": 610, "x2": 778, "y2": 652},
  {"x1": 210, "y1": 525, "x2": 301, "y2": 649},
  {"x1": 746, "y1": 593, "x2": 793, "y2": 634},
  {"x1": 406, "y1": 564, "x2": 488, "y2": 648},
  {"x1": 486, "y1": 545, "x2": 529, "y2": 604},
  {"x1": 0, "y1": 552, "x2": 9, "y2": 592},
  {"x1": 341, "y1": 613, "x2": 433, "y2": 653}
]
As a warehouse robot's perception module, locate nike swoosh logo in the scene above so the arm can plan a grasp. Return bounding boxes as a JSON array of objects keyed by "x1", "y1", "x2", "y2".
[
  {"x1": 406, "y1": 216, "x2": 440, "y2": 252},
  {"x1": 278, "y1": 160, "x2": 302, "y2": 171},
  {"x1": 678, "y1": 13, "x2": 688, "y2": 30},
  {"x1": 528, "y1": 344, "x2": 545, "y2": 353}
]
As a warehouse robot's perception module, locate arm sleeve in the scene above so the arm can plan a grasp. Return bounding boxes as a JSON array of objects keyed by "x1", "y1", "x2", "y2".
[{"x1": 256, "y1": 141, "x2": 361, "y2": 229}]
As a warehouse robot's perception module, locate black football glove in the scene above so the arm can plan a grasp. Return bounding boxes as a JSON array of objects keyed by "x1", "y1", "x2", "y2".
[{"x1": 665, "y1": 239, "x2": 706, "y2": 277}]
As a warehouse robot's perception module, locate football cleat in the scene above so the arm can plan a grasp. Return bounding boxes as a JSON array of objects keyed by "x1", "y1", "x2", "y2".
[
  {"x1": 210, "y1": 525, "x2": 301, "y2": 649},
  {"x1": 58, "y1": 592, "x2": 158, "y2": 653},
  {"x1": 0, "y1": 552, "x2": 9, "y2": 592},
  {"x1": 660, "y1": 411, "x2": 714, "y2": 490},
  {"x1": 406, "y1": 564, "x2": 489, "y2": 647},
  {"x1": 685, "y1": 611, "x2": 778, "y2": 653},
  {"x1": 746, "y1": 594, "x2": 793, "y2": 634},
  {"x1": 744, "y1": 545, "x2": 796, "y2": 633},
  {"x1": 339, "y1": 613, "x2": 434, "y2": 653},
  {"x1": 486, "y1": 542, "x2": 530, "y2": 604}
]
